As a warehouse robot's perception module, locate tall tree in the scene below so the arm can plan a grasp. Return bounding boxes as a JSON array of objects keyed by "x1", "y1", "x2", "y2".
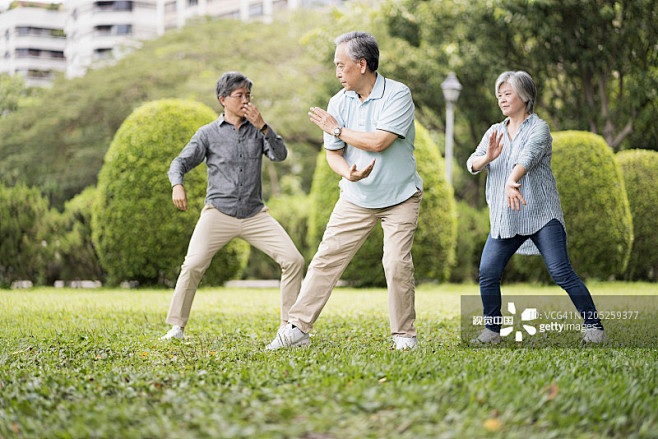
[{"x1": 383, "y1": 0, "x2": 658, "y2": 151}]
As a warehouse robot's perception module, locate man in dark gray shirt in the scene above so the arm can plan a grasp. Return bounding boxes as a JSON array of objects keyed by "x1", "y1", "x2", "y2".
[{"x1": 161, "y1": 71, "x2": 304, "y2": 340}]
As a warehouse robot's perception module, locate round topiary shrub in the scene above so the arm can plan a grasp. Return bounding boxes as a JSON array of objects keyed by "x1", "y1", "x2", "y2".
[
  {"x1": 616, "y1": 149, "x2": 658, "y2": 281},
  {"x1": 306, "y1": 121, "x2": 457, "y2": 286},
  {"x1": 507, "y1": 131, "x2": 633, "y2": 282},
  {"x1": 92, "y1": 99, "x2": 249, "y2": 286}
]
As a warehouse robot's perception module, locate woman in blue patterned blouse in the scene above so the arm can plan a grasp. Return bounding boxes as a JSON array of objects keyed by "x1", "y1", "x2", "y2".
[{"x1": 467, "y1": 71, "x2": 606, "y2": 344}]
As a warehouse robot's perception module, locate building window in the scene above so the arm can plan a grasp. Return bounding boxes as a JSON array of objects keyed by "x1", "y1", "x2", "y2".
[
  {"x1": 94, "y1": 48, "x2": 113, "y2": 59},
  {"x1": 249, "y1": 2, "x2": 263, "y2": 17},
  {"x1": 188, "y1": 0, "x2": 198, "y2": 6},
  {"x1": 164, "y1": 1, "x2": 176, "y2": 13},
  {"x1": 95, "y1": 25, "x2": 113, "y2": 36},
  {"x1": 27, "y1": 69, "x2": 53, "y2": 79},
  {"x1": 95, "y1": 1, "x2": 134, "y2": 12},
  {"x1": 115, "y1": 24, "x2": 133, "y2": 35}
]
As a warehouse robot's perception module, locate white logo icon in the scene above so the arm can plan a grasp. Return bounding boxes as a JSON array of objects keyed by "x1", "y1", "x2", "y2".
[{"x1": 500, "y1": 302, "x2": 538, "y2": 341}]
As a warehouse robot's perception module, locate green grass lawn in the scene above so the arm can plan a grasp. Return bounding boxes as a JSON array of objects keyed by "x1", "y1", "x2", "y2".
[{"x1": 1, "y1": 282, "x2": 657, "y2": 438}]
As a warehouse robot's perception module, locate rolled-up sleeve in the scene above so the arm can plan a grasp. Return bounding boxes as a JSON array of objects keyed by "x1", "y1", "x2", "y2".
[
  {"x1": 263, "y1": 126, "x2": 287, "y2": 161},
  {"x1": 168, "y1": 130, "x2": 207, "y2": 187},
  {"x1": 516, "y1": 120, "x2": 551, "y2": 172}
]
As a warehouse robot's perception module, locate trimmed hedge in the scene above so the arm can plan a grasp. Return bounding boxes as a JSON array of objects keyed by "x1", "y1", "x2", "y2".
[
  {"x1": 307, "y1": 121, "x2": 457, "y2": 286},
  {"x1": 92, "y1": 99, "x2": 249, "y2": 286},
  {"x1": 450, "y1": 201, "x2": 489, "y2": 283},
  {"x1": 616, "y1": 149, "x2": 658, "y2": 281},
  {"x1": 0, "y1": 183, "x2": 52, "y2": 287},
  {"x1": 506, "y1": 131, "x2": 633, "y2": 281}
]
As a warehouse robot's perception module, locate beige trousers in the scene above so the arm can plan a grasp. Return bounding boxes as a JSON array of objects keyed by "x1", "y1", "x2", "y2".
[
  {"x1": 288, "y1": 191, "x2": 422, "y2": 337},
  {"x1": 166, "y1": 205, "x2": 304, "y2": 327}
]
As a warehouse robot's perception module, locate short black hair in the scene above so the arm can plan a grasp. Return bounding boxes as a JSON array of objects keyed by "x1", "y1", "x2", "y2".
[{"x1": 216, "y1": 71, "x2": 253, "y2": 104}]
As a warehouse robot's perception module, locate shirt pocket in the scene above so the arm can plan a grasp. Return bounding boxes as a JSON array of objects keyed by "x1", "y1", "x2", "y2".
[{"x1": 242, "y1": 139, "x2": 263, "y2": 159}]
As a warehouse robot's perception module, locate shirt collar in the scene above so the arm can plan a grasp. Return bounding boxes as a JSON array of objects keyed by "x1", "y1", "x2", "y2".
[
  {"x1": 502, "y1": 113, "x2": 536, "y2": 130},
  {"x1": 217, "y1": 114, "x2": 252, "y2": 129},
  {"x1": 346, "y1": 73, "x2": 385, "y2": 102}
]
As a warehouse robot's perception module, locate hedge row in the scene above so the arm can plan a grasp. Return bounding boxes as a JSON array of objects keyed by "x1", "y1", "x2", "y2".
[{"x1": 1, "y1": 100, "x2": 653, "y2": 286}]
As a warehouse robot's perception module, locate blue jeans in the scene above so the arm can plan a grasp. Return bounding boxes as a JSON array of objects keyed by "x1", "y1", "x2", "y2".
[{"x1": 479, "y1": 219, "x2": 603, "y2": 332}]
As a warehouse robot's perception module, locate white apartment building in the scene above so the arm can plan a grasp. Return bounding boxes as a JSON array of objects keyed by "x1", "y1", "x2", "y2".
[
  {"x1": 0, "y1": 2, "x2": 67, "y2": 87},
  {"x1": 1, "y1": 0, "x2": 346, "y2": 83},
  {"x1": 64, "y1": 0, "x2": 160, "y2": 78}
]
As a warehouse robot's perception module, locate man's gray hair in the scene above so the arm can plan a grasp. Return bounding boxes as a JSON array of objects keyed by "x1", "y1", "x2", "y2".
[
  {"x1": 216, "y1": 71, "x2": 253, "y2": 103},
  {"x1": 495, "y1": 71, "x2": 537, "y2": 114},
  {"x1": 334, "y1": 31, "x2": 379, "y2": 73}
]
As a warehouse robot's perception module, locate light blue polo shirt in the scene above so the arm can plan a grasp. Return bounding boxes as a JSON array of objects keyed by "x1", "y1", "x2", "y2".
[{"x1": 323, "y1": 73, "x2": 423, "y2": 208}]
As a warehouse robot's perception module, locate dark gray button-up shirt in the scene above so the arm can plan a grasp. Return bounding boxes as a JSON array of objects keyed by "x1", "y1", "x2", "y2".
[{"x1": 168, "y1": 115, "x2": 287, "y2": 219}]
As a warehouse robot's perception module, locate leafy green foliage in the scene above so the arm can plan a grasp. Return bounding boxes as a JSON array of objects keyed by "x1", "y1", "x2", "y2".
[
  {"x1": 616, "y1": 149, "x2": 658, "y2": 281},
  {"x1": 0, "y1": 73, "x2": 32, "y2": 116},
  {"x1": 91, "y1": 99, "x2": 249, "y2": 286},
  {"x1": 307, "y1": 122, "x2": 456, "y2": 286},
  {"x1": 382, "y1": 0, "x2": 658, "y2": 152},
  {"x1": 51, "y1": 186, "x2": 105, "y2": 282},
  {"x1": 508, "y1": 131, "x2": 633, "y2": 282},
  {"x1": 0, "y1": 183, "x2": 53, "y2": 287},
  {"x1": 0, "y1": 12, "x2": 333, "y2": 207},
  {"x1": 450, "y1": 201, "x2": 490, "y2": 283},
  {"x1": 1, "y1": 284, "x2": 657, "y2": 437},
  {"x1": 551, "y1": 131, "x2": 633, "y2": 279}
]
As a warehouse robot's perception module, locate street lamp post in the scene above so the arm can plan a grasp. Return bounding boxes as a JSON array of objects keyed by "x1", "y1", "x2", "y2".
[{"x1": 440, "y1": 72, "x2": 462, "y2": 185}]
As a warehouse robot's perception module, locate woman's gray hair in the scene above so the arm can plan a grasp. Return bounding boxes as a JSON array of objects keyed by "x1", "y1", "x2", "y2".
[
  {"x1": 334, "y1": 31, "x2": 379, "y2": 73},
  {"x1": 216, "y1": 71, "x2": 253, "y2": 103},
  {"x1": 495, "y1": 71, "x2": 536, "y2": 114}
]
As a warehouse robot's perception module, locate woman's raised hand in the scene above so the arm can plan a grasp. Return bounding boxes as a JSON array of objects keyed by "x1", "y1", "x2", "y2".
[{"x1": 486, "y1": 130, "x2": 504, "y2": 163}]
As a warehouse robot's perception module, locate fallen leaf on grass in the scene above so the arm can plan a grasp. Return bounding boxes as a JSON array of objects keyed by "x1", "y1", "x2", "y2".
[
  {"x1": 483, "y1": 418, "x2": 503, "y2": 432},
  {"x1": 378, "y1": 377, "x2": 387, "y2": 383},
  {"x1": 543, "y1": 382, "x2": 559, "y2": 401}
]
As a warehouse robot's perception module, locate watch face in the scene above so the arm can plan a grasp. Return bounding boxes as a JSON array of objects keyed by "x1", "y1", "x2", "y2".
[{"x1": 334, "y1": 127, "x2": 341, "y2": 136}]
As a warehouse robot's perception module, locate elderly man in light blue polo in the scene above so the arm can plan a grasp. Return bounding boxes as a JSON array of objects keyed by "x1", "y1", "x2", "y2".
[{"x1": 266, "y1": 31, "x2": 423, "y2": 351}]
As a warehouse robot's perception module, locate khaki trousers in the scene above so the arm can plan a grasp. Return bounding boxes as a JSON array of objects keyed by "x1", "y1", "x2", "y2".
[
  {"x1": 288, "y1": 191, "x2": 421, "y2": 337},
  {"x1": 166, "y1": 205, "x2": 304, "y2": 327}
]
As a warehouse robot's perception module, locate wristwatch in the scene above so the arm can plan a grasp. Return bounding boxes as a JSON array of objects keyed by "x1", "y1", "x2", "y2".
[
  {"x1": 260, "y1": 123, "x2": 268, "y2": 133},
  {"x1": 333, "y1": 126, "x2": 342, "y2": 138}
]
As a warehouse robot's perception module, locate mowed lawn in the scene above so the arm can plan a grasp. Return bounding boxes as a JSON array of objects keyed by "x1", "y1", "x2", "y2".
[{"x1": 1, "y1": 282, "x2": 656, "y2": 438}]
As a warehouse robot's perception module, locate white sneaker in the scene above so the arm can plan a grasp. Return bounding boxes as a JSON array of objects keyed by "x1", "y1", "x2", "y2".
[
  {"x1": 583, "y1": 328, "x2": 607, "y2": 343},
  {"x1": 266, "y1": 323, "x2": 310, "y2": 351},
  {"x1": 393, "y1": 335, "x2": 417, "y2": 350},
  {"x1": 161, "y1": 325, "x2": 185, "y2": 340},
  {"x1": 475, "y1": 328, "x2": 501, "y2": 344}
]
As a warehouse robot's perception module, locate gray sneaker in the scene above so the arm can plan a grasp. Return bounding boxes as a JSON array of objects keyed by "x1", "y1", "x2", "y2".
[
  {"x1": 266, "y1": 323, "x2": 310, "y2": 351},
  {"x1": 393, "y1": 335, "x2": 417, "y2": 350},
  {"x1": 161, "y1": 325, "x2": 185, "y2": 340},
  {"x1": 474, "y1": 328, "x2": 501, "y2": 344},
  {"x1": 582, "y1": 328, "x2": 607, "y2": 343}
]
